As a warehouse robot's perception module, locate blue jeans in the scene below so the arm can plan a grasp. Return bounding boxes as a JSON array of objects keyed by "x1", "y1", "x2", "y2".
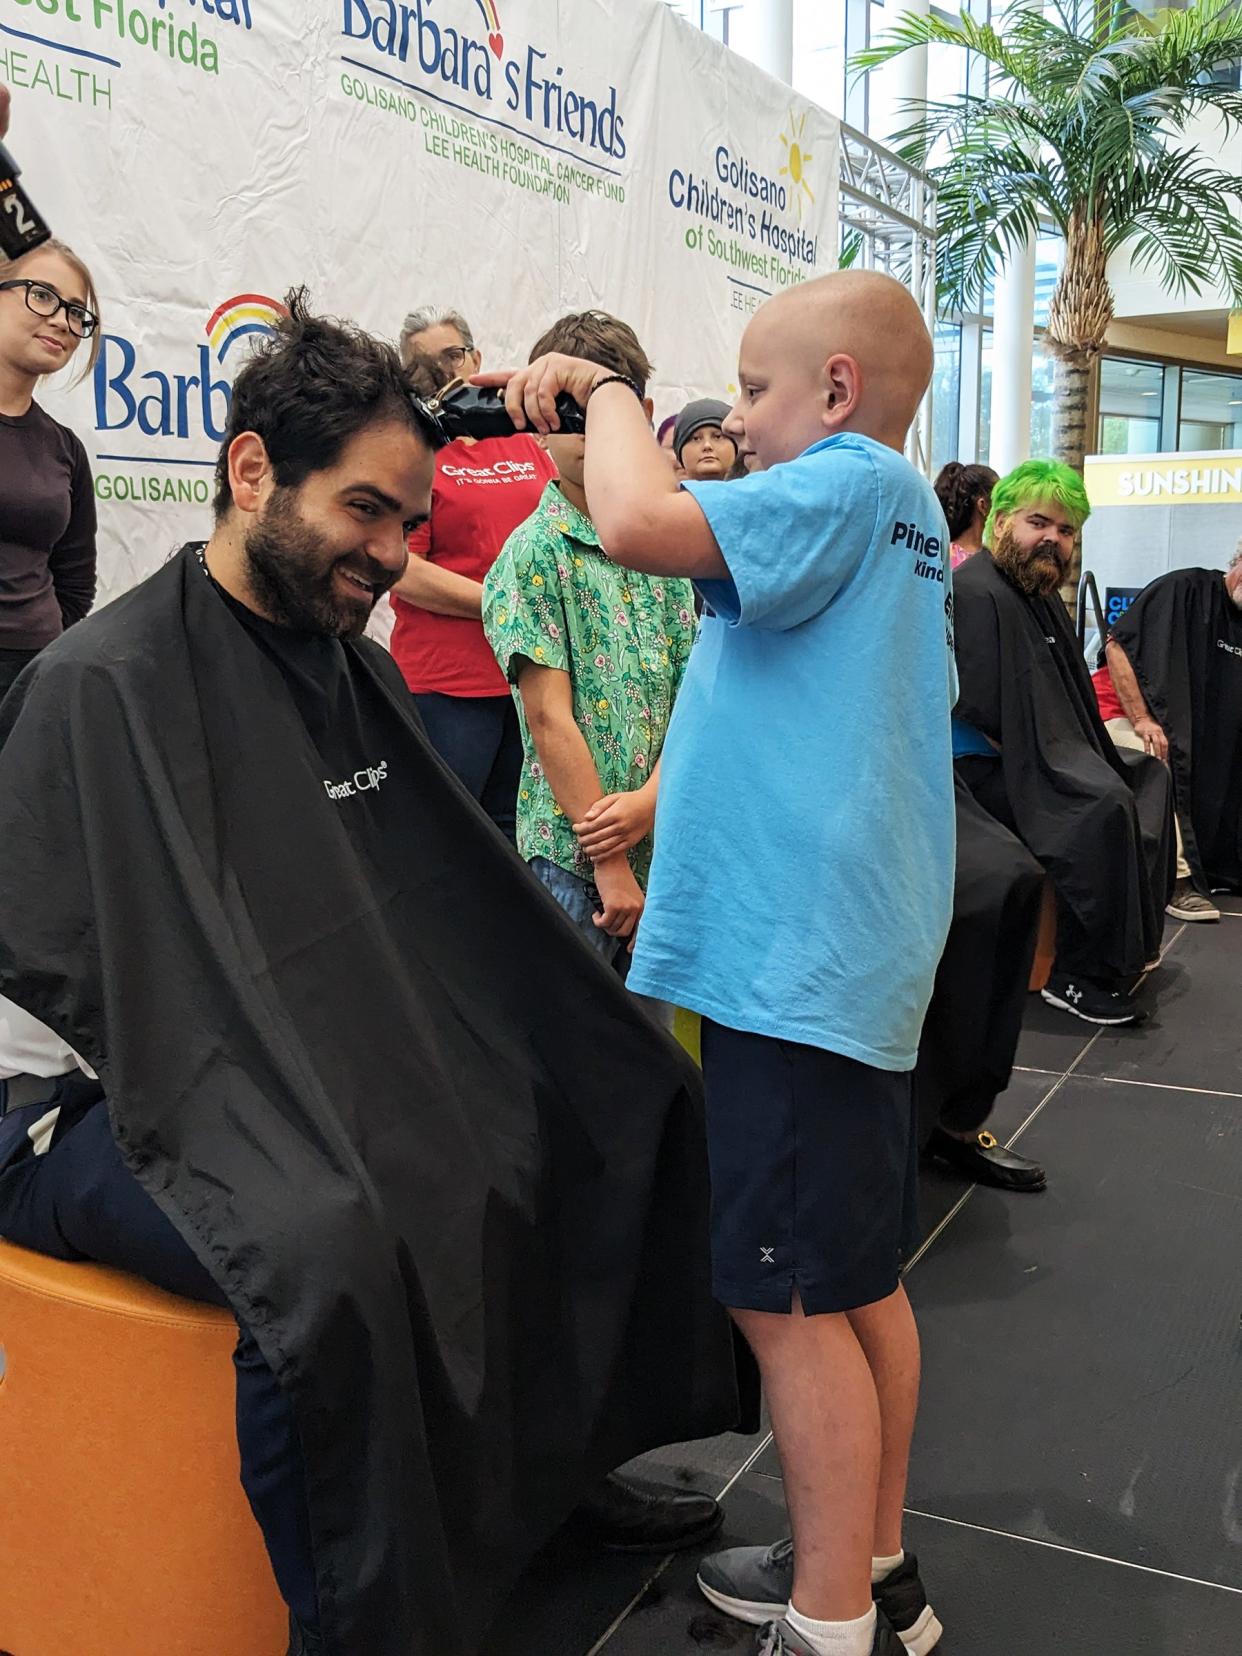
[
  {"x1": 413, "y1": 692, "x2": 522, "y2": 845},
  {"x1": 0, "y1": 1088, "x2": 318, "y2": 1630},
  {"x1": 530, "y1": 857, "x2": 632, "y2": 977}
]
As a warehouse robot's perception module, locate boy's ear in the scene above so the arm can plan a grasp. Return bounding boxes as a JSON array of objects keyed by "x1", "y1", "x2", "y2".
[{"x1": 642, "y1": 397, "x2": 655, "y2": 425}]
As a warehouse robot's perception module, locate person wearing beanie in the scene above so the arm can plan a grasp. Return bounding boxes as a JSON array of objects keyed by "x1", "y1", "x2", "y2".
[{"x1": 674, "y1": 398, "x2": 738, "y2": 482}]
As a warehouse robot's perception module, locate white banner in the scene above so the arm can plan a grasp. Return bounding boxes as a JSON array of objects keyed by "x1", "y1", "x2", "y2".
[{"x1": 4, "y1": 0, "x2": 839, "y2": 603}]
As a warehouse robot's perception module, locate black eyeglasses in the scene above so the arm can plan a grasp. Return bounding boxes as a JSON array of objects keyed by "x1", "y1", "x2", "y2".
[
  {"x1": 0, "y1": 278, "x2": 98, "y2": 339},
  {"x1": 435, "y1": 345, "x2": 471, "y2": 370}
]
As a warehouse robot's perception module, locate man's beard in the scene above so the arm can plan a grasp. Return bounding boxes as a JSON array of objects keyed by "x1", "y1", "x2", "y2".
[
  {"x1": 991, "y1": 523, "x2": 1067, "y2": 597},
  {"x1": 244, "y1": 488, "x2": 393, "y2": 638}
]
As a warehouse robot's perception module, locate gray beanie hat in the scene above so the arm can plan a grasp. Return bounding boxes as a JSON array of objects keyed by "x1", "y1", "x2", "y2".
[{"x1": 673, "y1": 398, "x2": 735, "y2": 460}]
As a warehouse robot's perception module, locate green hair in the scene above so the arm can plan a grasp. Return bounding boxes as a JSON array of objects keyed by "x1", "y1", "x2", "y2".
[{"x1": 984, "y1": 459, "x2": 1091, "y2": 547}]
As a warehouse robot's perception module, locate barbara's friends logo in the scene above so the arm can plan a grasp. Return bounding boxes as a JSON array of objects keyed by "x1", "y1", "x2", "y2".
[{"x1": 342, "y1": 0, "x2": 627, "y2": 160}]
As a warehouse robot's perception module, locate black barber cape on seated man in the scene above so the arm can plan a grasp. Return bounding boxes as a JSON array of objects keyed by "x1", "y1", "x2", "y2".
[
  {"x1": 952, "y1": 460, "x2": 1176, "y2": 1029},
  {"x1": 1106, "y1": 547, "x2": 1242, "y2": 909},
  {"x1": 0, "y1": 293, "x2": 740, "y2": 1656}
]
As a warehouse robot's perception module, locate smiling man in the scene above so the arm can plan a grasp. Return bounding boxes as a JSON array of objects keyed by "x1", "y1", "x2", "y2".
[
  {"x1": 952, "y1": 460, "x2": 1176, "y2": 1026},
  {"x1": 0, "y1": 292, "x2": 739, "y2": 1656}
]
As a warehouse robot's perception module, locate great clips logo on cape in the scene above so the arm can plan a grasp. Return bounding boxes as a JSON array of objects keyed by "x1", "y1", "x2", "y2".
[
  {"x1": 90, "y1": 293, "x2": 286, "y2": 504},
  {"x1": 342, "y1": 0, "x2": 627, "y2": 161}
]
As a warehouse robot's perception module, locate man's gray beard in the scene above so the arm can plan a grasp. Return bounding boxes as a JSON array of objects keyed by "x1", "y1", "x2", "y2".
[{"x1": 991, "y1": 530, "x2": 1064, "y2": 597}]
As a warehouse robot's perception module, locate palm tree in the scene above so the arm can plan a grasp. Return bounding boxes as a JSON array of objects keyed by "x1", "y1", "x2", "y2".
[{"x1": 855, "y1": 0, "x2": 1242, "y2": 477}]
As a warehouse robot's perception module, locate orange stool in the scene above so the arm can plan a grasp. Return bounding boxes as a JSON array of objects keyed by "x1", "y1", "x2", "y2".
[
  {"x1": 0, "y1": 1239, "x2": 287, "y2": 1656},
  {"x1": 1028, "y1": 877, "x2": 1058, "y2": 993}
]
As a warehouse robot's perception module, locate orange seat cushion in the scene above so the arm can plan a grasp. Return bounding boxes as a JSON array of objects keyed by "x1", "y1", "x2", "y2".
[{"x1": 0, "y1": 1240, "x2": 286, "y2": 1656}]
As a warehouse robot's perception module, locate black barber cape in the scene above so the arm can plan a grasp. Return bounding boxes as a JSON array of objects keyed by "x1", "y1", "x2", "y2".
[
  {"x1": 953, "y1": 552, "x2": 1175, "y2": 980},
  {"x1": 1110, "y1": 567, "x2": 1242, "y2": 891},
  {"x1": 915, "y1": 776, "x2": 1045, "y2": 1141},
  {"x1": 0, "y1": 545, "x2": 739, "y2": 1656}
]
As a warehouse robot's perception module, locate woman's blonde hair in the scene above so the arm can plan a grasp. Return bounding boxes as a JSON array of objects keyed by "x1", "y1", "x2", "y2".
[{"x1": 6, "y1": 238, "x2": 102, "y2": 380}]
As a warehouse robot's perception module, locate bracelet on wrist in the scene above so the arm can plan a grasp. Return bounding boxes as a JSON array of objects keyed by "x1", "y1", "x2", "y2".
[{"x1": 588, "y1": 373, "x2": 643, "y2": 405}]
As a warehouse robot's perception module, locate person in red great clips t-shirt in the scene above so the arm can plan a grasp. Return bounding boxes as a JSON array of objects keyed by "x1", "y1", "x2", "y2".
[{"x1": 390, "y1": 306, "x2": 556, "y2": 842}]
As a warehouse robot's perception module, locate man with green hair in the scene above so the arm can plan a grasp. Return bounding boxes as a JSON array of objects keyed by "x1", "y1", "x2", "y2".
[{"x1": 950, "y1": 459, "x2": 1176, "y2": 1026}]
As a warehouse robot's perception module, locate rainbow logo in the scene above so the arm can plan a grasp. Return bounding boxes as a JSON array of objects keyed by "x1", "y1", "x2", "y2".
[
  {"x1": 205, "y1": 293, "x2": 289, "y2": 365},
  {"x1": 473, "y1": 0, "x2": 504, "y2": 57}
]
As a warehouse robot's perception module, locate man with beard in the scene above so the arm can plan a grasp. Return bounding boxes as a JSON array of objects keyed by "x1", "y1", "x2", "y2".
[
  {"x1": 952, "y1": 460, "x2": 1176, "y2": 1026},
  {"x1": 0, "y1": 292, "x2": 737, "y2": 1656},
  {"x1": 1102, "y1": 544, "x2": 1242, "y2": 911}
]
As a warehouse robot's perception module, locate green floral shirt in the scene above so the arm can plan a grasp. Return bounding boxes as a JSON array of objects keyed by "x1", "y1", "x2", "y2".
[{"x1": 483, "y1": 482, "x2": 697, "y2": 885}]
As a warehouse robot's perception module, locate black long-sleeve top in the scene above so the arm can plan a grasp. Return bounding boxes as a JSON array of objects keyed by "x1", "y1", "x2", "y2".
[{"x1": 0, "y1": 400, "x2": 97, "y2": 650}]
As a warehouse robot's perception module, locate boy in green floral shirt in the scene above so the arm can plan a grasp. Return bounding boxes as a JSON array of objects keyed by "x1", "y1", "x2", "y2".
[{"x1": 482, "y1": 311, "x2": 696, "y2": 971}]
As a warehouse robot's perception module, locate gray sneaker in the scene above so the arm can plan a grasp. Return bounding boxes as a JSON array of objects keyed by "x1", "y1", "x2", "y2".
[
  {"x1": 1166, "y1": 879, "x2": 1221, "y2": 922},
  {"x1": 699, "y1": 1539, "x2": 942, "y2": 1654},
  {"x1": 754, "y1": 1611, "x2": 904, "y2": 1654}
]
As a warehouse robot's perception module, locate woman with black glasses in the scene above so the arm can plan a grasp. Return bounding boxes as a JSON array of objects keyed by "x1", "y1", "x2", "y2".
[{"x1": 0, "y1": 241, "x2": 100, "y2": 702}]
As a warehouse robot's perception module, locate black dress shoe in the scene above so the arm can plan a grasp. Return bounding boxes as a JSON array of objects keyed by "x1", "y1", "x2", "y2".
[
  {"x1": 929, "y1": 1127, "x2": 1047, "y2": 1192},
  {"x1": 569, "y1": 1471, "x2": 724, "y2": 1553}
]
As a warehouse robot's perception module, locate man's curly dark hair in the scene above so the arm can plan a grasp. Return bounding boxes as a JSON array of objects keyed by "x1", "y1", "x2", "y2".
[{"x1": 213, "y1": 287, "x2": 427, "y2": 517}]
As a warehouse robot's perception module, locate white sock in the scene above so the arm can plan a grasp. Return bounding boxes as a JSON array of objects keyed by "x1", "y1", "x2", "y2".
[
  {"x1": 871, "y1": 1549, "x2": 904, "y2": 1584},
  {"x1": 786, "y1": 1602, "x2": 877, "y2": 1656}
]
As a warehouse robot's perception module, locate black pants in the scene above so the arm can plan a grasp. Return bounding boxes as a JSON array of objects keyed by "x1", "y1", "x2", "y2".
[
  {"x1": 916, "y1": 769, "x2": 1045, "y2": 1141},
  {"x1": 414, "y1": 691, "x2": 522, "y2": 845},
  {"x1": 954, "y1": 755, "x2": 1104, "y2": 982},
  {"x1": 0, "y1": 1088, "x2": 318, "y2": 1629}
]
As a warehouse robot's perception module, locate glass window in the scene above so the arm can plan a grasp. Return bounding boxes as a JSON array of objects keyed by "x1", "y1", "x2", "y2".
[
  {"x1": 1033, "y1": 234, "x2": 1063, "y2": 330},
  {"x1": 1030, "y1": 343, "x2": 1056, "y2": 458},
  {"x1": 793, "y1": 0, "x2": 850, "y2": 119},
  {"x1": 1097, "y1": 357, "x2": 1165, "y2": 454},
  {"x1": 978, "y1": 330, "x2": 993, "y2": 464},
  {"x1": 931, "y1": 322, "x2": 962, "y2": 474},
  {"x1": 1178, "y1": 368, "x2": 1242, "y2": 452}
]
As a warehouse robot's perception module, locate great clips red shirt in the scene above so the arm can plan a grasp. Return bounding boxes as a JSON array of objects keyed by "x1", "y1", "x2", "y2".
[{"x1": 391, "y1": 436, "x2": 557, "y2": 697}]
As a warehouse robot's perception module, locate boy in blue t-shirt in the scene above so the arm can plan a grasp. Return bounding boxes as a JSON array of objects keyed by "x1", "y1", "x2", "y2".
[{"x1": 483, "y1": 271, "x2": 956, "y2": 1656}]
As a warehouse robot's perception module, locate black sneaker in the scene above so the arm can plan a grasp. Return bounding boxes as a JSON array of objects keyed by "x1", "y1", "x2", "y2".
[
  {"x1": 754, "y1": 1610, "x2": 905, "y2": 1654},
  {"x1": 698, "y1": 1540, "x2": 942, "y2": 1653},
  {"x1": 1041, "y1": 972, "x2": 1140, "y2": 1025}
]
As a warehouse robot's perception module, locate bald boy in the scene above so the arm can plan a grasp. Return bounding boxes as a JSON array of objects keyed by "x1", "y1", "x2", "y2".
[{"x1": 485, "y1": 273, "x2": 956, "y2": 1656}]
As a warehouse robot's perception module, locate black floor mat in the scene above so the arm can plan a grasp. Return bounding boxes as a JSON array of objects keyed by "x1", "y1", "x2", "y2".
[
  {"x1": 907, "y1": 1073, "x2": 1242, "y2": 1589},
  {"x1": 596, "y1": 1473, "x2": 1242, "y2": 1656},
  {"x1": 1076, "y1": 920, "x2": 1242, "y2": 1094}
]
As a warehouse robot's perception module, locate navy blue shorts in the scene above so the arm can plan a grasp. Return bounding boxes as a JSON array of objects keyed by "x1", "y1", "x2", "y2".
[{"x1": 700, "y1": 1019, "x2": 919, "y2": 1316}]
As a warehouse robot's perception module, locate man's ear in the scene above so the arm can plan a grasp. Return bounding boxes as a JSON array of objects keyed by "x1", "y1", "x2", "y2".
[{"x1": 227, "y1": 432, "x2": 273, "y2": 517}]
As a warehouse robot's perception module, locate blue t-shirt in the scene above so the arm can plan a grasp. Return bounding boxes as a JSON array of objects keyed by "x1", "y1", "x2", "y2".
[
  {"x1": 951, "y1": 716, "x2": 998, "y2": 760},
  {"x1": 627, "y1": 433, "x2": 957, "y2": 1071}
]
